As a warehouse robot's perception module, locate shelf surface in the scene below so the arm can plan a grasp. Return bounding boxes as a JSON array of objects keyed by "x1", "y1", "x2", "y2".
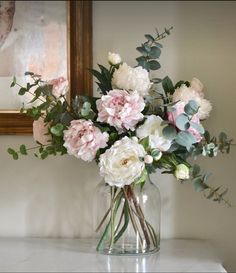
[{"x1": 0, "y1": 238, "x2": 226, "y2": 272}]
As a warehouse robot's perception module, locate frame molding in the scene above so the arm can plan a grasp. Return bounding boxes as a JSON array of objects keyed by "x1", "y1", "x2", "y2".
[{"x1": 0, "y1": 1, "x2": 92, "y2": 135}]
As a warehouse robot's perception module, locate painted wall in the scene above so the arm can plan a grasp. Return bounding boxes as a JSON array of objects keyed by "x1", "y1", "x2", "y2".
[{"x1": 0, "y1": 1, "x2": 235, "y2": 271}]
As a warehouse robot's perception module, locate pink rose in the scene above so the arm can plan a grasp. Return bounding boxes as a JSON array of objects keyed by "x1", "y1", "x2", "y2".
[
  {"x1": 96, "y1": 89, "x2": 145, "y2": 133},
  {"x1": 48, "y1": 77, "x2": 68, "y2": 98},
  {"x1": 63, "y1": 119, "x2": 109, "y2": 162},
  {"x1": 33, "y1": 117, "x2": 52, "y2": 145},
  {"x1": 168, "y1": 101, "x2": 202, "y2": 142}
]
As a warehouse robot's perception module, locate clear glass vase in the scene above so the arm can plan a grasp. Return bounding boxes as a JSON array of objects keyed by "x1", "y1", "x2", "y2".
[{"x1": 93, "y1": 176, "x2": 161, "y2": 255}]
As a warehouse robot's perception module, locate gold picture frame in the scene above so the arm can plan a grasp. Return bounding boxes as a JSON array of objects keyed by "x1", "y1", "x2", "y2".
[{"x1": 0, "y1": 1, "x2": 92, "y2": 135}]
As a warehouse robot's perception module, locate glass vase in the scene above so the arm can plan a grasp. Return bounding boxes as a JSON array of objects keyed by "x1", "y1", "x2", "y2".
[{"x1": 93, "y1": 175, "x2": 161, "y2": 255}]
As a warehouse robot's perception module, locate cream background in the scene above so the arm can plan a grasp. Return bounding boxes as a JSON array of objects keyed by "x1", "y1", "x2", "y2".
[{"x1": 0, "y1": 1, "x2": 236, "y2": 271}]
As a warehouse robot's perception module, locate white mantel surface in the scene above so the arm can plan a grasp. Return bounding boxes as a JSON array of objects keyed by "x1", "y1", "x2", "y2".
[{"x1": 0, "y1": 238, "x2": 226, "y2": 272}]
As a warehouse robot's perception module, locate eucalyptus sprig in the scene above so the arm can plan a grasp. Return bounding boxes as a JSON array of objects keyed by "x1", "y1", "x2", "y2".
[{"x1": 136, "y1": 26, "x2": 173, "y2": 72}]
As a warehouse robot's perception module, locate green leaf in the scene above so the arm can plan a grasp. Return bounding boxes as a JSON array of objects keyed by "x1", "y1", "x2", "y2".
[
  {"x1": 134, "y1": 169, "x2": 148, "y2": 185},
  {"x1": 19, "y1": 145, "x2": 27, "y2": 155},
  {"x1": 204, "y1": 130, "x2": 210, "y2": 143},
  {"x1": 203, "y1": 172, "x2": 212, "y2": 182},
  {"x1": 18, "y1": 87, "x2": 27, "y2": 95},
  {"x1": 149, "y1": 46, "x2": 161, "y2": 59},
  {"x1": 136, "y1": 46, "x2": 148, "y2": 56},
  {"x1": 219, "y1": 132, "x2": 227, "y2": 142},
  {"x1": 175, "y1": 80, "x2": 185, "y2": 89},
  {"x1": 24, "y1": 71, "x2": 35, "y2": 76},
  {"x1": 139, "y1": 136, "x2": 149, "y2": 150},
  {"x1": 194, "y1": 178, "x2": 208, "y2": 192},
  {"x1": 10, "y1": 76, "x2": 16, "y2": 87},
  {"x1": 41, "y1": 151, "x2": 49, "y2": 160},
  {"x1": 192, "y1": 164, "x2": 201, "y2": 177},
  {"x1": 176, "y1": 114, "x2": 190, "y2": 131},
  {"x1": 175, "y1": 131, "x2": 196, "y2": 151},
  {"x1": 162, "y1": 125, "x2": 177, "y2": 140},
  {"x1": 7, "y1": 148, "x2": 19, "y2": 160},
  {"x1": 145, "y1": 34, "x2": 155, "y2": 42},
  {"x1": 148, "y1": 60, "x2": 161, "y2": 70},
  {"x1": 50, "y1": 123, "x2": 64, "y2": 137},
  {"x1": 162, "y1": 76, "x2": 175, "y2": 95},
  {"x1": 136, "y1": 56, "x2": 147, "y2": 63},
  {"x1": 184, "y1": 100, "x2": 199, "y2": 116}
]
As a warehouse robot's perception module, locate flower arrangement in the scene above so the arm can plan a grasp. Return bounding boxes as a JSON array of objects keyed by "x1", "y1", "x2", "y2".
[{"x1": 8, "y1": 27, "x2": 233, "y2": 253}]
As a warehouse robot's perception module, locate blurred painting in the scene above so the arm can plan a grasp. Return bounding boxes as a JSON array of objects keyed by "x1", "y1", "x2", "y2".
[{"x1": 0, "y1": 1, "x2": 67, "y2": 110}]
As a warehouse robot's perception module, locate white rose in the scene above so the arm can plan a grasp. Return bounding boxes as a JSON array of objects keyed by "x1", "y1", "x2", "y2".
[
  {"x1": 99, "y1": 136, "x2": 146, "y2": 187},
  {"x1": 108, "y1": 52, "x2": 122, "y2": 65},
  {"x1": 172, "y1": 82, "x2": 212, "y2": 120},
  {"x1": 174, "y1": 164, "x2": 190, "y2": 180},
  {"x1": 136, "y1": 115, "x2": 172, "y2": 151},
  {"x1": 112, "y1": 63, "x2": 151, "y2": 96}
]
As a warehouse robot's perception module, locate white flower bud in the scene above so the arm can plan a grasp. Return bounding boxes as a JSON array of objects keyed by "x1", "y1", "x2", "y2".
[
  {"x1": 132, "y1": 136, "x2": 139, "y2": 143},
  {"x1": 174, "y1": 164, "x2": 190, "y2": 180},
  {"x1": 144, "y1": 155, "x2": 153, "y2": 164},
  {"x1": 108, "y1": 52, "x2": 122, "y2": 65},
  {"x1": 154, "y1": 151, "x2": 162, "y2": 161}
]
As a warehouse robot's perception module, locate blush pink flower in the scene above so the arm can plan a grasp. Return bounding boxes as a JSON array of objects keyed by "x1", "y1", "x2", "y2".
[
  {"x1": 48, "y1": 77, "x2": 68, "y2": 98},
  {"x1": 33, "y1": 117, "x2": 52, "y2": 145},
  {"x1": 63, "y1": 119, "x2": 109, "y2": 162},
  {"x1": 168, "y1": 101, "x2": 203, "y2": 142},
  {"x1": 96, "y1": 89, "x2": 145, "y2": 133}
]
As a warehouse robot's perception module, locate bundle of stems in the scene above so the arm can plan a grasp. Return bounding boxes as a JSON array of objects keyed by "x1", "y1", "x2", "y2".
[{"x1": 96, "y1": 185, "x2": 158, "y2": 252}]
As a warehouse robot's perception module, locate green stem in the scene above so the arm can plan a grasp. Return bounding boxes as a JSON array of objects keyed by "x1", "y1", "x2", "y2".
[
  {"x1": 114, "y1": 200, "x2": 130, "y2": 244},
  {"x1": 122, "y1": 188, "x2": 143, "y2": 247},
  {"x1": 127, "y1": 186, "x2": 151, "y2": 247},
  {"x1": 96, "y1": 189, "x2": 123, "y2": 251}
]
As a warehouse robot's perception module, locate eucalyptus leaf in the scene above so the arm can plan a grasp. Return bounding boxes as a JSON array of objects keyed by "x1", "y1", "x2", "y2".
[
  {"x1": 190, "y1": 122, "x2": 205, "y2": 134},
  {"x1": 194, "y1": 178, "x2": 208, "y2": 192},
  {"x1": 176, "y1": 114, "x2": 190, "y2": 130},
  {"x1": 162, "y1": 125, "x2": 177, "y2": 140},
  {"x1": 149, "y1": 46, "x2": 161, "y2": 59},
  {"x1": 148, "y1": 60, "x2": 161, "y2": 70},
  {"x1": 192, "y1": 164, "x2": 201, "y2": 177},
  {"x1": 145, "y1": 34, "x2": 155, "y2": 42},
  {"x1": 136, "y1": 46, "x2": 148, "y2": 56},
  {"x1": 184, "y1": 100, "x2": 199, "y2": 116},
  {"x1": 175, "y1": 131, "x2": 196, "y2": 151},
  {"x1": 19, "y1": 145, "x2": 27, "y2": 155},
  {"x1": 162, "y1": 76, "x2": 175, "y2": 95}
]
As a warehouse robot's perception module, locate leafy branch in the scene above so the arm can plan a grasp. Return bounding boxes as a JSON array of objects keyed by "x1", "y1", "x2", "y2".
[{"x1": 136, "y1": 27, "x2": 173, "y2": 72}]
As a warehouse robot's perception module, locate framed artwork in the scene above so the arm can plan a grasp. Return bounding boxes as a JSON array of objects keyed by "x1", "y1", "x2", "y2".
[{"x1": 0, "y1": 0, "x2": 92, "y2": 135}]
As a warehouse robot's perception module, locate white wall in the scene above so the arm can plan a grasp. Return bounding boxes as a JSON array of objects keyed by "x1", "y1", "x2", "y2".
[{"x1": 0, "y1": 1, "x2": 236, "y2": 271}]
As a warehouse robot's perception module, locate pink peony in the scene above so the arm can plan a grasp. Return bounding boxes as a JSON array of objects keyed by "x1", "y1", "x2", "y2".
[
  {"x1": 63, "y1": 119, "x2": 109, "y2": 162},
  {"x1": 33, "y1": 117, "x2": 52, "y2": 145},
  {"x1": 172, "y1": 78, "x2": 212, "y2": 120},
  {"x1": 168, "y1": 101, "x2": 203, "y2": 142},
  {"x1": 96, "y1": 89, "x2": 145, "y2": 133},
  {"x1": 48, "y1": 77, "x2": 68, "y2": 98}
]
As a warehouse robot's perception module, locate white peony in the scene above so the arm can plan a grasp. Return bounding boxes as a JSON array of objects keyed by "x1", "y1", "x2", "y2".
[
  {"x1": 108, "y1": 52, "x2": 122, "y2": 65},
  {"x1": 136, "y1": 115, "x2": 172, "y2": 152},
  {"x1": 172, "y1": 78, "x2": 212, "y2": 120},
  {"x1": 99, "y1": 136, "x2": 146, "y2": 187},
  {"x1": 174, "y1": 164, "x2": 190, "y2": 180},
  {"x1": 112, "y1": 63, "x2": 151, "y2": 96}
]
